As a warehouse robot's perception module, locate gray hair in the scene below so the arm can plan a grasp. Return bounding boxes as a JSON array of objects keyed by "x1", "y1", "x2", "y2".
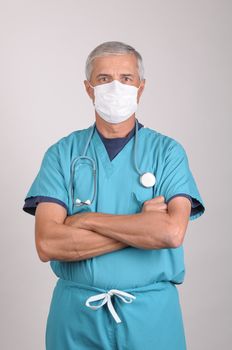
[{"x1": 85, "y1": 41, "x2": 145, "y2": 81}]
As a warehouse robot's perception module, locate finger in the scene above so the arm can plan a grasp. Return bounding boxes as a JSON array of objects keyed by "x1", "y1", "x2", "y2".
[
  {"x1": 146, "y1": 196, "x2": 166, "y2": 203},
  {"x1": 142, "y1": 203, "x2": 168, "y2": 211},
  {"x1": 143, "y1": 200, "x2": 167, "y2": 208},
  {"x1": 156, "y1": 195, "x2": 165, "y2": 201},
  {"x1": 142, "y1": 206, "x2": 168, "y2": 213}
]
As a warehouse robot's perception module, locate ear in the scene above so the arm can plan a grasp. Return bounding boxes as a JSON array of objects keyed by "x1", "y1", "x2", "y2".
[
  {"x1": 84, "y1": 80, "x2": 95, "y2": 101},
  {"x1": 137, "y1": 79, "x2": 146, "y2": 103}
]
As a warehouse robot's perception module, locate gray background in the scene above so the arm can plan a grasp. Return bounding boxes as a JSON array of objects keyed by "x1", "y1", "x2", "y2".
[{"x1": 1, "y1": 0, "x2": 231, "y2": 349}]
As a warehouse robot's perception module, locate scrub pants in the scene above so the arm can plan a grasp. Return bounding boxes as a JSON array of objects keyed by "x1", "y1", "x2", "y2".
[{"x1": 45, "y1": 278, "x2": 187, "y2": 350}]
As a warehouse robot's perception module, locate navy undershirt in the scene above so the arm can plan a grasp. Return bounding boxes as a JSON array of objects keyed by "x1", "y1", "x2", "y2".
[
  {"x1": 96, "y1": 120, "x2": 144, "y2": 161},
  {"x1": 23, "y1": 120, "x2": 197, "y2": 215}
]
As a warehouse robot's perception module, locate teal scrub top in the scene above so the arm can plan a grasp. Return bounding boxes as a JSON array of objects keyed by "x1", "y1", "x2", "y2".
[{"x1": 23, "y1": 123, "x2": 205, "y2": 290}]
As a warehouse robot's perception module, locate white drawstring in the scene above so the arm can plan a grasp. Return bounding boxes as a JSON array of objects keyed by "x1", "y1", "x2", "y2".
[{"x1": 85, "y1": 289, "x2": 136, "y2": 323}]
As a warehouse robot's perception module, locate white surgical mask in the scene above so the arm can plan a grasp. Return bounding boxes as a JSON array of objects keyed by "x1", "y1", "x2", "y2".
[{"x1": 89, "y1": 80, "x2": 140, "y2": 124}]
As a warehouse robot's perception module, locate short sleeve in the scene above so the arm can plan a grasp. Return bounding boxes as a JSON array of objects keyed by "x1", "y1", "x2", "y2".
[
  {"x1": 22, "y1": 144, "x2": 69, "y2": 216},
  {"x1": 160, "y1": 140, "x2": 205, "y2": 221}
]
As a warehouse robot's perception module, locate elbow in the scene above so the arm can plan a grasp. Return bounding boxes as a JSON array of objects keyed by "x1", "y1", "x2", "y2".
[
  {"x1": 168, "y1": 227, "x2": 185, "y2": 248},
  {"x1": 149, "y1": 218, "x2": 185, "y2": 249},
  {"x1": 38, "y1": 251, "x2": 50, "y2": 263},
  {"x1": 37, "y1": 240, "x2": 50, "y2": 262},
  {"x1": 35, "y1": 233, "x2": 51, "y2": 263},
  {"x1": 39, "y1": 254, "x2": 50, "y2": 263}
]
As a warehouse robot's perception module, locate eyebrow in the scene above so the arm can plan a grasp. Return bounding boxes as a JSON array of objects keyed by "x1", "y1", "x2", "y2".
[
  {"x1": 96, "y1": 74, "x2": 112, "y2": 78},
  {"x1": 96, "y1": 73, "x2": 135, "y2": 78},
  {"x1": 120, "y1": 74, "x2": 134, "y2": 77}
]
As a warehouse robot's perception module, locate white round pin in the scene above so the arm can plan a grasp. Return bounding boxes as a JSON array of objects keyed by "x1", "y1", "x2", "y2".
[{"x1": 140, "y1": 172, "x2": 156, "y2": 188}]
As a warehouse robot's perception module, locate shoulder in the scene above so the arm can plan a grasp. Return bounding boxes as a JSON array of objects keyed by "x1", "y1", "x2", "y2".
[
  {"x1": 143, "y1": 126, "x2": 187, "y2": 156},
  {"x1": 44, "y1": 125, "x2": 92, "y2": 156}
]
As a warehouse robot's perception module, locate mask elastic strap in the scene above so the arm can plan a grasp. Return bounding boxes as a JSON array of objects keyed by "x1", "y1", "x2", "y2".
[{"x1": 88, "y1": 81, "x2": 95, "y2": 89}]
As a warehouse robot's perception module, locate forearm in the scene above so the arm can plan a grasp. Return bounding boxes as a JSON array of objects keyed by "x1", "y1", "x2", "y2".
[
  {"x1": 38, "y1": 222, "x2": 128, "y2": 262},
  {"x1": 72, "y1": 211, "x2": 177, "y2": 249}
]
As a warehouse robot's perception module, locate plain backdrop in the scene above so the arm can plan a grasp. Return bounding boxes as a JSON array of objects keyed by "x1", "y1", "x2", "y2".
[{"x1": 1, "y1": 0, "x2": 231, "y2": 349}]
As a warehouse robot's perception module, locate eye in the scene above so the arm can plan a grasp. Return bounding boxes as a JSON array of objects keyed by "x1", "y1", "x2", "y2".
[
  {"x1": 122, "y1": 76, "x2": 133, "y2": 83},
  {"x1": 98, "y1": 76, "x2": 112, "y2": 84},
  {"x1": 100, "y1": 77, "x2": 107, "y2": 82}
]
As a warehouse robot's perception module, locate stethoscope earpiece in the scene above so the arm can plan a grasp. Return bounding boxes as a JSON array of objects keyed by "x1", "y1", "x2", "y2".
[{"x1": 75, "y1": 198, "x2": 91, "y2": 206}]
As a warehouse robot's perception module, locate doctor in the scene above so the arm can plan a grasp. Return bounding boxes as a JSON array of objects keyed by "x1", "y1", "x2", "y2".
[{"x1": 23, "y1": 41, "x2": 205, "y2": 349}]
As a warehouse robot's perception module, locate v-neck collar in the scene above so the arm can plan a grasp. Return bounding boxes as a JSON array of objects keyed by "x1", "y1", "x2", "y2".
[
  {"x1": 91, "y1": 122, "x2": 145, "y2": 178},
  {"x1": 96, "y1": 120, "x2": 144, "y2": 161}
]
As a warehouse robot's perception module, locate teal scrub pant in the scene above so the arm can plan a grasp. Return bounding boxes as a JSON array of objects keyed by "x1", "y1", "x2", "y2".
[{"x1": 45, "y1": 278, "x2": 187, "y2": 350}]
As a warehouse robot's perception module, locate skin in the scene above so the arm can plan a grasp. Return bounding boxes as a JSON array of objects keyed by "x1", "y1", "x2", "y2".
[{"x1": 35, "y1": 53, "x2": 191, "y2": 262}]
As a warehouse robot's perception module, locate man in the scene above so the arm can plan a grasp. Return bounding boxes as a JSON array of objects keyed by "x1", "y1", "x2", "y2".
[{"x1": 23, "y1": 41, "x2": 205, "y2": 350}]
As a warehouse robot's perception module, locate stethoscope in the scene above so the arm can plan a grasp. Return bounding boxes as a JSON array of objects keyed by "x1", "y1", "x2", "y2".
[{"x1": 70, "y1": 119, "x2": 156, "y2": 208}]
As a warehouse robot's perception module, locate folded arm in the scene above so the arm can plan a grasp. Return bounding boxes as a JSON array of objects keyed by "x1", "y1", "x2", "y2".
[
  {"x1": 35, "y1": 202, "x2": 128, "y2": 262},
  {"x1": 66, "y1": 196, "x2": 191, "y2": 250},
  {"x1": 35, "y1": 196, "x2": 191, "y2": 262}
]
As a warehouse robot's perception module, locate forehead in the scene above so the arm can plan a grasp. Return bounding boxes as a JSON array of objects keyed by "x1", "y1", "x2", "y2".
[{"x1": 91, "y1": 54, "x2": 139, "y2": 76}]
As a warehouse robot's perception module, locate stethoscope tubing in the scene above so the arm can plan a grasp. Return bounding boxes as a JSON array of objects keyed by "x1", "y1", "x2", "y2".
[{"x1": 70, "y1": 118, "x2": 154, "y2": 208}]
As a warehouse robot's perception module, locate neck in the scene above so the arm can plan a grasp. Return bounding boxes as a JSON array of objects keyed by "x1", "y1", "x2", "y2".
[{"x1": 95, "y1": 114, "x2": 136, "y2": 138}]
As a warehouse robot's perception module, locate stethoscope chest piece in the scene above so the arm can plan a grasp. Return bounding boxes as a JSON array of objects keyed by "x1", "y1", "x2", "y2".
[{"x1": 140, "y1": 172, "x2": 156, "y2": 188}]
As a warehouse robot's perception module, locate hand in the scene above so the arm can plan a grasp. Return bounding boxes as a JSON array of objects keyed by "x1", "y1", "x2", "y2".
[{"x1": 141, "y1": 195, "x2": 168, "y2": 213}]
